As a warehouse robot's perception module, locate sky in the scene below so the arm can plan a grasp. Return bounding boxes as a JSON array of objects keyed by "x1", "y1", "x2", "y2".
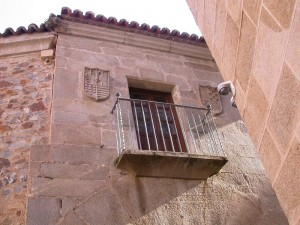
[{"x1": 0, "y1": 0, "x2": 201, "y2": 36}]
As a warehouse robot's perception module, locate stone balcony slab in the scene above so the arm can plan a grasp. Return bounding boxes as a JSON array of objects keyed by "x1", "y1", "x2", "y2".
[{"x1": 115, "y1": 150, "x2": 228, "y2": 180}]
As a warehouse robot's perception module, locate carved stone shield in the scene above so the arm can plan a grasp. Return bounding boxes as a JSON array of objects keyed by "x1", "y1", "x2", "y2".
[
  {"x1": 84, "y1": 68, "x2": 110, "y2": 101},
  {"x1": 199, "y1": 83, "x2": 222, "y2": 115}
]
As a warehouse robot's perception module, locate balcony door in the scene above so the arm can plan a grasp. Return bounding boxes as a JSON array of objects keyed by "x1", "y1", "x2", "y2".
[{"x1": 129, "y1": 88, "x2": 186, "y2": 152}]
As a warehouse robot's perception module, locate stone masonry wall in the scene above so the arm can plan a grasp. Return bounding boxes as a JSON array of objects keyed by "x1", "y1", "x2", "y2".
[
  {"x1": 186, "y1": 1, "x2": 300, "y2": 224},
  {"x1": 0, "y1": 52, "x2": 53, "y2": 225},
  {"x1": 27, "y1": 33, "x2": 287, "y2": 224}
]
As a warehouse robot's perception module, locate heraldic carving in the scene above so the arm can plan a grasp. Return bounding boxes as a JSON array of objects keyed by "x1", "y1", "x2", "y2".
[
  {"x1": 84, "y1": 67, "x2": 110, "y2": 101},
  {"x1": 199, "y1": 83, "x2": 222, "y2": 115}
]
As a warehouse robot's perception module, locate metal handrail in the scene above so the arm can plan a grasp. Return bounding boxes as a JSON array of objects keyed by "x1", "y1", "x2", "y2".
[{"x1": 111, "y1": 93, "x2": 225, "y2": 157}]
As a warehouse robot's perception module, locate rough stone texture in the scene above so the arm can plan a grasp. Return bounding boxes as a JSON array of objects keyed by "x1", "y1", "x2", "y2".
[
  {"x1": 0, "y1": 52, "x2": 53, "y2": 225},
  {"x1": 274, "y1": 137, "x2": 300, "y2": 224},
  {"x1": 251, "y1": 7, "x2": 289, "y2": 103},
  {"x1": 26, "y1": 198, "x2": 61, "y2": 225},
  {"x1": 186, "y1": 0, "x2": 300, "y2": 223},
  {"x1": 267, "y1": 63, "x2": 300, "y2": 154},
  {"x1": 0, "y1": 21, "x2": 286, "y2": 224}
]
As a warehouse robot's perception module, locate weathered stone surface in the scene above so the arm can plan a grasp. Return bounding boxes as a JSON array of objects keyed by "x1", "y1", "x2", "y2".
[
  {"x1": 222, "y1": 13, "x2": 239, "y2": 81},
  {"x1": 139, "y1": 68, "x2": 164, "y2": 81},
  {"x1": 243, "y1": 0, "x2": 262, "y2": 25},
  {"x1": 50, "y1": 144, "x2": 114, "y2": 166},
  {"x1": 51, "y1": 123, "x2": 101, "y2": 146},
  {"x1": 243, "y1": 77, "x2": 269, "y2": 148},
  {"x1": 226, "y1": 0, "x2": 242, "y2": 26},
  {"x1": 75, "y1": 188, "x2": 130, "y2": 225},
  {"x1": 57, "y1": 212, "x2": 86, "y2": 225},
  {"x1": 30, "y1": 145, "x2": 51, "y2": 162},
  {"x1": 263, "y1": 0, "x2": 296, "y2": 29},
  {"x1": 286, "y1": 0, "x2": 300, "y2": 79},
  {"x1": 274, "y1": 137, "x2": 300, "y2": 224},
  {"x1": 31, "y1": 178, "x2": 106, "y2": 197},
  {"x1": 26, "y1": 197, "x2": 61, "y2": 225},
  {"x1": 251, "y1": 7, "x2": 289, "y2": 102},
  {"x1": 60, "y1": 198, "x2": 76, "y2": 217},
  {"x1": 259, "y1": 129, "x2": 282, "y2": 182},
  {"x1": 267, "y1": 63, "x2": 300, "y2": 154},
  {"x1": 0, "y1": 52, "x2": 53, "y2": 224},
  {"x1": 235, "y1": 13, "x2": 257, "y2": 92}
]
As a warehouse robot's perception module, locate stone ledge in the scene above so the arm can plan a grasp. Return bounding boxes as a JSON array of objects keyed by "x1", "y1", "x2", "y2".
[
  {"x1": 115, "y1": 149, "x2": 228, "y2": 180},
  {"x1": 0, "y1": 33, "x2": 56, "y2": 57},
  {"x1": 60, "y1": 21, "x2": 214, "y2": 60}
]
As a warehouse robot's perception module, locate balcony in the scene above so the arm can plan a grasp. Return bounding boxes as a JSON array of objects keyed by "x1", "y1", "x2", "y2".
[{"x1": 111, "y1": 94, "x2": 227, "y2": 180}]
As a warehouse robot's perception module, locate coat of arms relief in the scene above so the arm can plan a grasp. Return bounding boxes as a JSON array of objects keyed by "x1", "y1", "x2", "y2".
[{"x1": 84, "y1": 67, "x2": 110, "y2": 101}]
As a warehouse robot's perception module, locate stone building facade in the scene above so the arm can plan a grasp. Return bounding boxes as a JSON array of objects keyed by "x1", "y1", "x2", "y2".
[
  {"x1": 0, "y1": 7, "x2": 288, "y2": 225},
  {"x1": 185, "y1": 1, "x2": 300, "y2": 224}
]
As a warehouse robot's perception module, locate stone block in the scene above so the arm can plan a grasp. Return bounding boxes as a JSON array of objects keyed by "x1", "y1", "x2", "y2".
[
  {"x1": 103, "y1": 47, "x2": 145, "y2": 60},
  {"x1": 258, "y1": 129, "x2": 282, "y2": 182},
  {"x1": 75, "y1": 188, "x2": 130, "y2": 225},
  {"x1": 58, "y1": 35, "x2": 103, "y2": 54},
  {"x1": 196, "y1": 0, "x2": 205, "y2": 31},
  {"x1": 52, "y1": 98, "x2": 113, "y2": 117},
  {"x1": 251, "y1": 7, "x2": 288, "y2": 102},
  {"x1": 243, "y1": 0, "x2": 262, "y2": 25},
  {"x1": 57, "y1": 212, "x2": 86, "y2": 225},
  {"x1": 30, "y1": 145, "x2": 51, "y2": 162},
  {"x1": 159, "y1": 63, "x2": 194, "y2": 79},
  {"x1": 56, "y1": 46, "x2": 120, "y2": 68},
  {"x1": 286, "y1": 0, "x2": 300, "y2": 79},
  {"x1": 184, "y1": 61, "x2": 219, "y2": 72},
  {"x1": 40, "y1": 49, "x2": 54, "y2": 59},
  {"x1": 203, "y1": 0, "x2": 216, "y2": 48},
  {"x1": 225, "y1": 192, "x2": 264, "y2": 224},
  {"x1": 40, "y1": 162, "x2": 90, "y2": 179},
  {"x1": 165, "y1": 74, "x2": 189, "y2": 90},
  {"x1": 263, "y1": 0, "x2": 296, "y2": 29},
  {"x1": 53, "y1": 68, "x2": 79, "y2": 100},
  {"x1": 267, "y1": 63, "x2": 300, "y2": 153},
  {"x1": 51, "y1": 144, "x2": 115, "y2": 166},
  {"x1": 31, "y1": 178, "x2": 106, "y2": 197},
  {"x1": 138, "y1": 68, "x2": 164, "y2": 81},
  {"x1": 60, "y1": 198, "x2": 76, "y2": 217},
  {"x1": 145, "y1": 54, "x2": 183, "y2": 66},
  {"x1": 235, "y1": 13, "x2": 257, "y2": 92},
  {"x1": 51, "y1": 124, "x2": 101, "y2": 146},
  {"x1": 222, "y1": 14, "x2": 239, "y2": 81},
  {"x1": 101, "y1": 129, "x2": 117, "y2": 148},
  {"x1": 193, "y1": 70, "x2": 223, "y2": 84},
  {"x1": 226, "y1": 0, "x2": 242, "y2": 26},
  {"x1": 39, "y1": 161, "x2": 109, "y2": 180},
  {"x1": 274, "y1": 137, "x2": 300, "y2": 224},
  {"x1": 52, "y1": 111, "x2": 89, "y2": 126},
  {"x1": 26, "y1": 197, "x2": 61, "y2": 225},
  {"x1": 243, "y1": 77, "x2": 269, "y2": 148},
  {"x1": 213, "y1": 0, "x2": 227, "y2": 66}
]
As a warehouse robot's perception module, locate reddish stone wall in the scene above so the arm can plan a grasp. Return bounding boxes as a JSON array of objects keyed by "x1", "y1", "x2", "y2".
[
  {"x1": 186, "y1": 1, "x2": 300, "y2": 224},
  {"x1": 0, "y1": 52, "x2": 53, "y2": 224}
]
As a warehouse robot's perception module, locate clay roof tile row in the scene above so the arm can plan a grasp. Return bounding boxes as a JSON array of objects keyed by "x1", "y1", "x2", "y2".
[{"x1": 0, "y1": 7, "x2": 206, "y2": 47}]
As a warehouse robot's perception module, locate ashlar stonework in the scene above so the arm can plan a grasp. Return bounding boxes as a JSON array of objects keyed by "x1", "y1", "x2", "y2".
[{"x1": 0, "y1": 7, "x2": 289, "y2": 225}]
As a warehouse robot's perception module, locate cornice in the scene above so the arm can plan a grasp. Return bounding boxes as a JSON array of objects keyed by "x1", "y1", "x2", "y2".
[
  {"x1": 0, "y1": 33, "x2": 56, "y2": 57},
  {"x1": 57, "y1": 20, "x2": 214, "y2": 60}
]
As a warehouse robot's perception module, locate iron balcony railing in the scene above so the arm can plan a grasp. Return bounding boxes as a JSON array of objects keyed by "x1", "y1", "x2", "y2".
[{"x1": 111, "y1": 94, "x2": 225, "y2": 157}]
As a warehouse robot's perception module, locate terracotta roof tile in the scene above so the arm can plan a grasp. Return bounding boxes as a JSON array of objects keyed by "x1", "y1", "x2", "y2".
[
  {"x1": 0, "y1": 7, "x2": 206, "y2": 47},
  {"x1": 0, "y1": 23, "x2": 50, "y2": 37}
]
